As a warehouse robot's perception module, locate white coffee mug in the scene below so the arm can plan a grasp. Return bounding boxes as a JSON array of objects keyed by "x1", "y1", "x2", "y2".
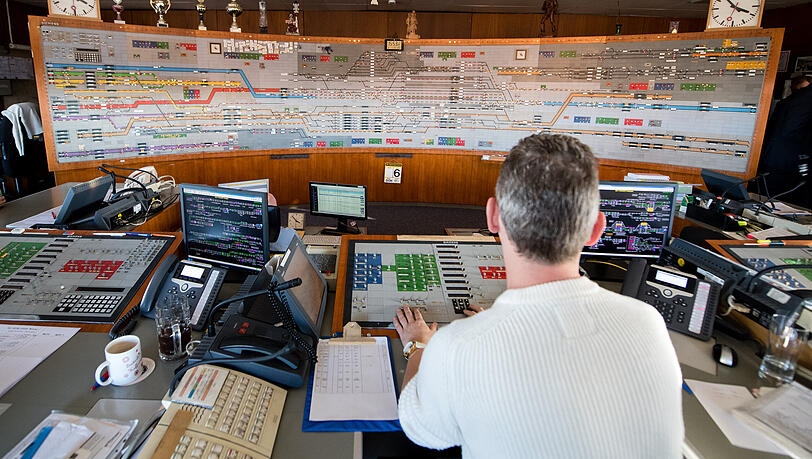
[{"x1": 95, "y1": 335, "x2": 143, "y2": 386}]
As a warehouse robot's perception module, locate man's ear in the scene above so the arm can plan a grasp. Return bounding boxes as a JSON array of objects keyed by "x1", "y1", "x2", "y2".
[
  {"x1": 585, "y1": 211, "x2": 606, "y2": 246},
  {"x1": 486, "y1": 197, "x2": 500, "y2": 234}
]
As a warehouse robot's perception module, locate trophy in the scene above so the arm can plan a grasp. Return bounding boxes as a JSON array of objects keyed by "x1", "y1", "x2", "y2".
[
  {"x1": 150, "y1": 0, "x2": 170, "y2": 28},
  {"x1": 112, "y1": 0, "x2": 125, "y2": 24},
  {"x1": 226, "y1": 0, "x2": 243, "y2": 33},
  {"x1": 196, "y1": 0, "x2": 206, "y2": 30},
  {"x1": 285, "y1": 1, "x2": 300, "y2": 35},
  {"x1": 259, "y1": 0, "x2": 267, "y2": 33}
]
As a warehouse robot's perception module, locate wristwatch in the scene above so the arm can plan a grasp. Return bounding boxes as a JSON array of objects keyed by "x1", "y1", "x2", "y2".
[{"x1": 402, "y1": 340, "x2": 426, "y2": 360}]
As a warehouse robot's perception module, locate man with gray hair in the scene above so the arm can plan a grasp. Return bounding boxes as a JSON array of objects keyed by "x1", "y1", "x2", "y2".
[{"x1": 394, "y1": 134, "x2": 683, "y2": 458}]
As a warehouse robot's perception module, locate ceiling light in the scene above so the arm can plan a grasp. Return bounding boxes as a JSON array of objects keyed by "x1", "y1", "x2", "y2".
[
  {"x1": 370, "y1": 0, "x2": 378, "y2": 4},
  {"x1": 388, "y1": 0, "x2": 396, "y2": 3}
]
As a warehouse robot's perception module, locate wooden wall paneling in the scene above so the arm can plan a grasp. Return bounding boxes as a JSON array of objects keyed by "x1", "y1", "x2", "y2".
[
  {"x1": 386, "y1": 12, "x2": 408, "y2": 39},
  {"x1": 128, "y1": 10, "x2": 161, "y2": 27},
  {"x1": 470, "y1": 13, "x2": 542, "y2": 39},
  {"x1": 299, "y1": 11, "x2": 387, "y2": 38},
  {"x1": 414, "y1": 12, "x2": 473, "y2": 39}
]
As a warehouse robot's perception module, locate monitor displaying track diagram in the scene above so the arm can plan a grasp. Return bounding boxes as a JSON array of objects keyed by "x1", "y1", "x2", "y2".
[
  {"x1": 32, "y1": 18, "x2": 780, "y2": 174},
  {"x1": 344, "y1": 240, "x2": 506, "y2": 327},
  {"x1": 584, "y1": 181, "x2": 678, "y2": 258}
]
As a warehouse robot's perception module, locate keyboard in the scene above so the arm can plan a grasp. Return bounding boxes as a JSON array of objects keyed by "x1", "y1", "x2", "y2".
[
  {"x1": 141, "y1": 365, "x2": 287, "y2": 458},
  {"x1": 302, "y1": 234, "x2": 341, "y2": 246},
  {"x1": 309, "y1": 253, "x2": 337, "y2": 273}
]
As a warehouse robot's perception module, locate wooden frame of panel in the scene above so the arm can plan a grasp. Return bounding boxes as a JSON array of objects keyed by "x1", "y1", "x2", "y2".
[{"x1": 30, "y1": 16, "x2": 783, "y2": 190}]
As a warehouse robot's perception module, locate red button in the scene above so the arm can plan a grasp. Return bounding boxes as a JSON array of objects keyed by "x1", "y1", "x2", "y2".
[
  {"x1": 238, "y1": 328, "x2": 246, "y2": 334},
  {"x1": 242, "y1": 322, "x2": 250, "y2": 328}
]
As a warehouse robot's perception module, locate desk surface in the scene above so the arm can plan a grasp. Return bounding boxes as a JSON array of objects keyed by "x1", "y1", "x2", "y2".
[
  {"x1": 0, "y1": 244, "x2": 795, "y2": 459},
  {"x1": 0, "y1": 183, "x2": 180, "y2": 233}
]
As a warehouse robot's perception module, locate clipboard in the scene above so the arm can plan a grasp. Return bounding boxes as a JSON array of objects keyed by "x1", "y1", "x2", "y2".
[{"x1": 302, "y1": 322, "x2": 402, "y2": 432}]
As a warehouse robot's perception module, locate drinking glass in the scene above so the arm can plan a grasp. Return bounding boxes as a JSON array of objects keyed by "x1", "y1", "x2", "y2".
[
  {"x1": 154, "y1": 294, "x2": 191, "y2": 361},
  {"x1": 758, "y1": 313, "x2": 809, "y2": 386}
]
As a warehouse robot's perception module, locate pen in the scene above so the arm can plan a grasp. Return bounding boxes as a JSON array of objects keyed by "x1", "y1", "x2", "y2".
[
  {"x1": 50, "y1": 211, "x2": 56, "y2": 219},
  {"x1": 682, "y1": 381, "x2": 693, "y2": 396},
  {"x1": 91, "y1": 370, "x2": 108, "y2": 391},
  {"x1": 744, "y1": 241, "x2": 784, "y2": 246},
  {"x1": 125, "y1": 232, "x2": 151, "y2": 237},
  {"x1": 92, "y1": 232, "x2": 126, "y2": 237}
]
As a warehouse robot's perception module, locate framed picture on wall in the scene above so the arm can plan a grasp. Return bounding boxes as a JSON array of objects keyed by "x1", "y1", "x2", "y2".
[
  {"x1": 515, "y1": 49, "x2": 527, "y2": 60},
  {"x1": 210, "y1": 42, "x2": 222, "y2": 54},
  {"x1": 796, "y1": 56, "x2": 812, "y2": 72},
  {"x1": 778, "y1": 50, "x2": 790, "y2": 72}
]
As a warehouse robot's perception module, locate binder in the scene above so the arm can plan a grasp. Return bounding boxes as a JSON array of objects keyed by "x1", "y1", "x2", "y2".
[{"x1": 302, "y1": 322, "x2": 402, "y2": 432}]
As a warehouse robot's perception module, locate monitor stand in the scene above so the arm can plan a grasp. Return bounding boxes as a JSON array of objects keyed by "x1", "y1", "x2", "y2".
[{"x1": 320, "y1": 217, "x2": 362, "y2": 235}]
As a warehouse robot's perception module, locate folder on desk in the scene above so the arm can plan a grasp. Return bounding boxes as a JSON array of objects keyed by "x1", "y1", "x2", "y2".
[{"x1": 303, "y1": 323, "x2": 402, "y2": 432}]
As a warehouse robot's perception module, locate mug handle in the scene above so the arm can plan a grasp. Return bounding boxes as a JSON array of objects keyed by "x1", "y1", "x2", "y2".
[
  {"x1": 171, "y1": 323, "x2": 182, "y2": 356},
  {"x1": 95, "y1": 361, "x2": 112, "y2": 386}
]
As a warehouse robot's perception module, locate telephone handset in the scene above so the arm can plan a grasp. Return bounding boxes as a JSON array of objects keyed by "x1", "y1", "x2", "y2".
[
  {"x1": 139, "y1": 255, "x2": 227, "y2": 330},
  {"x1": 622, "y1": 260, "x2": 719, "y2": 341}
]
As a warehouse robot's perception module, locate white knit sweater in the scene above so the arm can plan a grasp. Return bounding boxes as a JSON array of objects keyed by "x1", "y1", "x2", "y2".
[{"x1": 398, "y1": 276, "x2": 684, "y2": 458}]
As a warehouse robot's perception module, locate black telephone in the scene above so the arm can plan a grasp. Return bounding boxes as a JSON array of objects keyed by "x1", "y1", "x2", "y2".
[
  {"x1": 139, "y1": 255, "x2": 227, "y2": 330},
  {"x1": 622, "y1": 259, "x2": 719, "y2": 341}
]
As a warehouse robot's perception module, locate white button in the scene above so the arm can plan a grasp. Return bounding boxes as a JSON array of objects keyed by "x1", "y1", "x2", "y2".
[{"x1": 180, "y1": 283, "x2": 190, "y2": 292}]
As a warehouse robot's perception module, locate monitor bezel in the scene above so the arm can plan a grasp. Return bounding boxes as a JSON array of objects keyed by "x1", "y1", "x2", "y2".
[
  {"x1": 179, "y1": 183, "x2": 270, "y2": 272},
  {"x1": 54, "y1": 175, "x2": 114, "y2": 225},
  {"x1": 700, "y1": 169, "x2": 750, "y2": 201},
  {"x1": 271, "y1": 236, "x2": 327, "y2": 338},
  {"x1": 308, "y1": 181, "x2": 368, "y2": 220},
  {"x1": 582, "y1": 180, "x2": 679, "y2": 259}
]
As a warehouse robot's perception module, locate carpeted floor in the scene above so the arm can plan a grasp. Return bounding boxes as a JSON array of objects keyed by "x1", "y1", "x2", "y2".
[{"x1": 283, "y1": 202, "x2": 488, "y2": 235}]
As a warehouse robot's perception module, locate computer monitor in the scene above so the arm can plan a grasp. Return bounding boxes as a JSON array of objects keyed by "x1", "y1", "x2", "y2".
[
  {"x1": 309, "y1": 181, "x2": 367, "y2": 234},
  {"x1": 700, "y1": 169, "x2": 750, "y2": 202},
  {"x1": 180, "y1": 184, "x2": 270, "y2": 272},
  {"x1": 583, "y1": 181, "x2": 678, "y2": 258},
  {"x1": 54, "y1": 175, "x2": 114, "y2": 226}
]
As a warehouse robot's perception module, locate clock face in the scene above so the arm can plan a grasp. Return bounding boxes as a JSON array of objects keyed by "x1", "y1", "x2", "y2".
[
  {"x1": 708, "y1": 0, "x2": 762, "y2": 28},
  {"x1": 49, "y1": 0, "x2": 99, "y2": 19}
]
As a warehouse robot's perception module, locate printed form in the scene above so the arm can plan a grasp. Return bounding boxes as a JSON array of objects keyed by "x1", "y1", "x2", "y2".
[
  {"x1": 0, "y1": 325, "x2": 79, "y2": 397},
  {"x1": 310, "y1": 337, "x2": 398, "y2": 421}
]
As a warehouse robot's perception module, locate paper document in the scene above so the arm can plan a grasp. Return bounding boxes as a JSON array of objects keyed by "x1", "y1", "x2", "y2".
[
  {"x1": 734, "y1": 382, "x2": 812, "y2": 457},
  {"x1": 310, "y1": 337, "x2": 398, "y2": 421},
  {"x1": 0, "y1": 325, "x2": 79, "y2": 397},
  {"x1": 685, "y1": 379, "x2": 787, "y2": 455},
  {"x1": 749, "y1": 226, "x2": 800, "y2": 239},
  {"x1": 3, "y1": 412, "x2": 136, "y2": 459},
  {"x1": 6, "y1": 205, "x2": 61, "y2": 229},
  {"x1": 218, "y1": 179, "x2": 270, "y2": 194}
]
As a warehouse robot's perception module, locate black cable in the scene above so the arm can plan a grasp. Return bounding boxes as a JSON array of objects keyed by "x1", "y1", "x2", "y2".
[
  {"x1": 755, "y1": 180, "x2": 807, "y2": 216},
  {"x1": 97, "y1": 166, "x2": 149, "y2": 195},
  {"x1": 268, "y1": 285, "x2": 316, "y2": 361},
  {"x1": 101, "y1": 163, "x2": 159, "y2": 182},
  {"x1": 168, "y1": 343, "x2": 294, "y2": 394},
  {"x1": 205, "y1": 289, "x2": 269, "y2": 337},
  {"x1": 108, "y1": 306, "x2": 139, "y2": 340}
]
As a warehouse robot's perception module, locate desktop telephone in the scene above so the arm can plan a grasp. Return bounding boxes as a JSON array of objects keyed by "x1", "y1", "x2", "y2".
[
  {"x1": 139, "y1": 254, "x2": 227, "y2": 331},
  {"x1": 622, "y1": 260, "x2": 719, "y2": 341},
  {"x1": 140, "y1": 365, "x2": 287, "y2": 458}
]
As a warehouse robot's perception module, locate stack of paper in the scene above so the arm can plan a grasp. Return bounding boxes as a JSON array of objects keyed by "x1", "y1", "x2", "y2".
[
  {"x1": 0, "y1": 325, "x2": 79, "y2": 397},
  {"x1": 734, "y1": 382, "x2": 812, "y2": 458}
]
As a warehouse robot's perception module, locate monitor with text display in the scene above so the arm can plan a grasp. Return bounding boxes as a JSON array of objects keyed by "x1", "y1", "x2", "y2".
[{"x1": 309, "y1": 182, "x2": 367, "y2": 234}]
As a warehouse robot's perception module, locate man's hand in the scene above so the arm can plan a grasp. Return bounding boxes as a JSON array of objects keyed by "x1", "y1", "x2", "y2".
[
  {"x1": 462, "y1": 305, "x2": 485, "y2": 317},
  {"x1": 393, "y1": 306, "x2": 437, "y2": 344}
]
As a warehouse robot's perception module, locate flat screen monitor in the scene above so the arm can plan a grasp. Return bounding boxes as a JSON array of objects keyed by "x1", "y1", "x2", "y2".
[
  {"x1": 180, "y1": 184, "x2": 270, "y2": 272},
  {"x1": 54, "y1": 175, "x2": 114, "y2": 226},
  {"x1": 245, "y1": 237, "x2": 327, "y2": 338},
  {"x1": 583, "y1": 181, "x2": 678, "y2": 258},
  {"x1": 309, "y1": 182, "x2": 366, "y2": 233},
  {"x1": 700, "y1": 169, "x2": 750, "y2": 201}
]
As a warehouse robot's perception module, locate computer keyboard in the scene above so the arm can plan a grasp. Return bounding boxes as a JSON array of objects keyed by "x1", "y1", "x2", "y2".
[
  {"x1": 302, "y1": 234, "x2": 341, "y2": 246},
  {"x1": 309, "y1": 253, "x2": 338, "y2": 273},
  {"x1": 141, "y1": 366, "x2": 287, "y2": 458}
]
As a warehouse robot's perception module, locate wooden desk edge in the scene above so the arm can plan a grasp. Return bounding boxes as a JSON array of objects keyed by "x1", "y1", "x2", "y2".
[
  {"x1": 705, "y1": 239, "x2": 812, "y2": 370},
  {"x1": 0, "y1": 230, "x2": 183, "y2": 333}
]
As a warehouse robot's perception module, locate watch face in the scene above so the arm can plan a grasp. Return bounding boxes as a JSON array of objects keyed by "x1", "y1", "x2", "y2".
[
  {"x1": 709, "y1": 0, "x2": 760, "y2": 27},
  {"x1": 51, "y1": 0, "x2": 97, "y2": 17}
]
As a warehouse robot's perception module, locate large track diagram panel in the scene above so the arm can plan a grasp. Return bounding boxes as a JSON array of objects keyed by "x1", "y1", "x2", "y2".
[
  {"x1": 33, "y1": 19, "x2": 777, "y2": 172},
  {"x1": 345, "y1": 240, "x2": 506, "y2": 327}
]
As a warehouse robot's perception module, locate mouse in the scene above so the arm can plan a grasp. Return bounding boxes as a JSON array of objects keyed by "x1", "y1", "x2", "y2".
[{"x1": 712, "y1": 343, "x2": 738, "y2": 368}]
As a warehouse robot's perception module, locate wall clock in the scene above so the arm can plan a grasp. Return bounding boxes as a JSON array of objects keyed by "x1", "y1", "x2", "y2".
[
  {"x1": 48, "y1": 0, "x2": 102, "y2": 20},
  {"x1": 706, "y1": 0, "x2": 763, "y2": 29}
]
